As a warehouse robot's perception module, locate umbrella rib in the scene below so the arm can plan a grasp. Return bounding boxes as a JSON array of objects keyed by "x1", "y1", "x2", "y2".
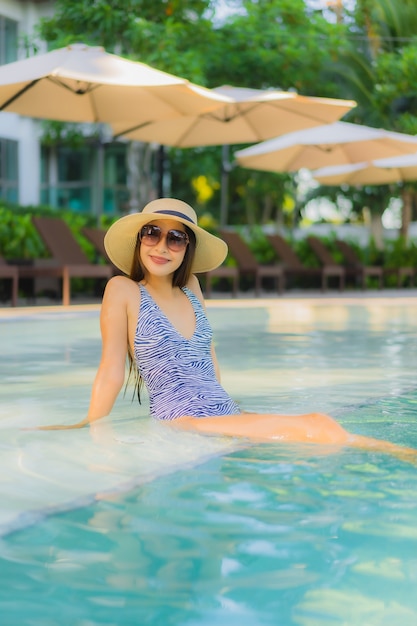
[
  {"x1": 115, "y1": 103, "x2": 273, "y2": 139},
  {"x1": 266, "y1": 101, "x2": 347, "y2": 125},
  {"x1": 207, "y1": 101, "x2": 278, "y2": 123},
  {"x1": 0, "y1": 79, "x2": 40, "y2": 110},
  {"x1": 113, "y1": 120, "x2": 154, "y2": 138},
  {"x1": 197, "y1": 99, "x2": 346, "y2": 132},
  {"x1": 231, "y1": 102, "x2": 263, "y2": 139},
  {"x1": 173, "y1": 117, "x2": 205, "y2": 147},
  {"x1": 317, "y1": 145, "x2": 337, "y2": 153},
  {"x1": 0, "y1": 77, "x2": 100, "y2": 113},
  {"x1": 202, "y1": 103, "x2": 258, "y2": 123},
  {"x1": 47, "y1": 75, "x2": 97, "y2": 95}
]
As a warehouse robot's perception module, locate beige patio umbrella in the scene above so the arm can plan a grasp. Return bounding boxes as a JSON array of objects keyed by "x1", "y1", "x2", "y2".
[
  {"x1": 312, "y1": 152, "x2": 417, "y2": 186},
  {"x1": 111, "y1": 85, "x2": 356, "y2": 146},
  {"x1": 312, "y1": 152, "x2": 417, "y2": 238},
  {"x1": 111, "y1": 86, "x2": 355, "y2": 225},
  {"x1": 0, "y1": 43, "x2": 230, "y2": 124},
  {"x1": 0, "y1": 43, "x2": 231, "y2": 219},
  {"x1": 234, "y1": 122, "x2": 417, "y2": 173}
]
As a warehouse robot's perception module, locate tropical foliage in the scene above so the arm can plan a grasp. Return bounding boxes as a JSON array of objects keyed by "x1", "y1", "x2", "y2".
[{"x1": 33, "y1": 0, "x2": 417, "y2": 231}]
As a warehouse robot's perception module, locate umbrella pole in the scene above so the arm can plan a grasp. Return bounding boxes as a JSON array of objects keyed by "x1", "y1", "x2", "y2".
[
  {"x1": 220, "y1": 144, "x2": 230, "y2": 227},
  {"x1": 157, "y1": 145, "x2": 165, "y2": 198},
  {"x1": 95, "y1": 138, "x2": 104, "y2": 226},
  {"x1": 400, "y1": 188, "x2": 412, "y2": 242}
]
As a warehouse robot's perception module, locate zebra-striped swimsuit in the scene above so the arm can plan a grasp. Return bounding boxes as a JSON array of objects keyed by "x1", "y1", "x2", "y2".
[{"x1": 134, "y1": 284, "x2": 241, "y2": 421}]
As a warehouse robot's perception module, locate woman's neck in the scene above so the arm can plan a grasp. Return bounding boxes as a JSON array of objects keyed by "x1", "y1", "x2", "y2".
[{"x1": 142, "y1": 275, "x2": 178, "y2": 298}]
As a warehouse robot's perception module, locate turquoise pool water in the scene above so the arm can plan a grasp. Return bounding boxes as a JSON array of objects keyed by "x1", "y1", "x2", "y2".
[{"x1": 1, "y1": 298, "x2": 417, "y2": 625}]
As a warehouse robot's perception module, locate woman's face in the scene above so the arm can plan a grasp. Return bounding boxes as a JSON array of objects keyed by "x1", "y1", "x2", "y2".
[{"x1": 138, "y1": 219, "x2": 189, "y2": 278}]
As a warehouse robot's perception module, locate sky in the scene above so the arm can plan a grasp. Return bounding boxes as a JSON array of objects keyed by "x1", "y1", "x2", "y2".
[
  {"x1": 213, "y1": 0, "x2": 246, "y2": 24},
  {"x1": 214, "y1": 0, "x2": 357, "y2": 25}
]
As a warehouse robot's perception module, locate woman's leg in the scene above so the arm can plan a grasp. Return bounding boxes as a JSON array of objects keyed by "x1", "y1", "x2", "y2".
[
  {"x1": 176, "y1": 412, "x2": 350, "y2": 444},
  {"x1": 175, "y1": 412, "x2": 417, "y2": 460}
]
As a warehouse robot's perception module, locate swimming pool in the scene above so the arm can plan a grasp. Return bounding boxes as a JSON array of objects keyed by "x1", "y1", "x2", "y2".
[{"x1": 1, "y1": 297, "x2": 417, "y2": 625}]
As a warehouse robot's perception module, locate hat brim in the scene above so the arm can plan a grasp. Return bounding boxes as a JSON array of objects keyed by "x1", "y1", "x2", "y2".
[{"x1": 104, "y1": 212, "x2": 228, "y2": 275}]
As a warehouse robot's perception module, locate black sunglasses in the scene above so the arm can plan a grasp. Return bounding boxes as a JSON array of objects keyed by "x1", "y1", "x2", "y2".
[{"x1": 139, "y1": 224, "x2": 189, "y2": 252}]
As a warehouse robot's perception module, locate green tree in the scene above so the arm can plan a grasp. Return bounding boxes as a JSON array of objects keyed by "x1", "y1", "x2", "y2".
[
  {"x1": 36, "y1": 0, "x2": 358, "y2": 226},
  {"x1": 209, "y1": 0, "x2": 348, "y2": 96},
  {"x1": 320, "y1": 0, "x2": 417, "y2": 237},
  {"x1": 39, "y1": 0, "x2": 220, "y2": 83}
]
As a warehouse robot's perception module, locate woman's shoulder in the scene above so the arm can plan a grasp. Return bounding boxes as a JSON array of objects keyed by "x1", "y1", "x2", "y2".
[
  {"x1": 185, "y1": 274, "x2": 206, "y2": 308},
  {"x1": 106, "y1": 274, "x2": 137, "y2": 289},
  {"x1": 101, "y1": 276, "x2": 141, "y2": 326},
  {"x1": 103, "y1": 275, "x2": 139, "y2": 301}
]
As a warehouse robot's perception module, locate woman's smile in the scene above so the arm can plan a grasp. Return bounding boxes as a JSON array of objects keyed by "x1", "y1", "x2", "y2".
[{"x1": 149, "y1": 254, "x2": 170, "y2": 265}]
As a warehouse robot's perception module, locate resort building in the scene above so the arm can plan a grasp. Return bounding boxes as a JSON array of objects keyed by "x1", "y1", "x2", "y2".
[{"x1": 0, "y1": 0, "x2": 130, "y2": 216}]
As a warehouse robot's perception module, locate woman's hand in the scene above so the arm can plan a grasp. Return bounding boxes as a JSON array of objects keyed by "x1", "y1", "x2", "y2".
[
  {"x1": 36, "y1": 421, "x2": 88, "y2": 430},
  {"x1": 27, "y1": 417, "x2": 115, "y2": 445},
  {"x1": 25, "y1": 417, "x2": 90, "y2": 431}
]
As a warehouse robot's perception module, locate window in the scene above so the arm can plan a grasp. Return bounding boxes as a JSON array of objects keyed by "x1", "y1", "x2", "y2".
[
  {"x1": 0, "y1": 16, "x2": 18, "y2": 65},
  {"x1": 41, "y1": 145, "x2": 92, "y2": 212},
  {"x1": 0, "y1": 138, "x2": 18, "y2": 203},
  {"x1": 103, "y1": 143, "x2": 130, "y2": 214},
  {"x1": 40, "y1": 142, "x2": 129, "y2": 214}
]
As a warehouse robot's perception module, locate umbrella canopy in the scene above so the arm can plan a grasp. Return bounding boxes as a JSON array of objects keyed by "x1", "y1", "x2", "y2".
[
  {"x1": 0, "y1": 43, "x2": 229, "y2": 124},
  {"x1": 312, "y1": 152, "x2": 417, "y2": 185},
  {"x1": 111, "y1": 85, "x2": 356, "y2": 147},
  {"x1": 234, "y1": 122, "x2": 417, "y2": 173}
]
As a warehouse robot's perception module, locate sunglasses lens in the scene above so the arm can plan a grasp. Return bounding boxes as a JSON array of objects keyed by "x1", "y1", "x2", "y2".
[
  {"x1": 166, "y1": 230, "x2": 189, "y2": 251},
  {"x1": 140, "y1": 225, "x2": 161, "y2": 245}
]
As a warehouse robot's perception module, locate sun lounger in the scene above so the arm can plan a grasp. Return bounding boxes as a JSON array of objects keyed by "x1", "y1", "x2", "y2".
[
  {"x1": 383, "y1": 266, "x2": 415, "y2": 287},
  {"x1": 335, "y1": 239, "x2": 383, "y2": 289},
  {"x1": 0, "y1": 256, "x2": 19, "y2": 306},
  {"x1": 220, "y1": 230, "x2": 284, "y2": 295},
  {"x1": 82, "y1": 226, "x2": 122, "y2": 275},
  {"x1": 31, "y1": 216, "x2": 113, "y2": 305},
  {"x1": 306, "y1": 236, "x2": 345, "y2": 291},
  {"x1": 200, "y1": 264, "x2": 239, "y2": 298},
  {"x1": 266, "y1": 233, "x2": 333, "y2": 290}
]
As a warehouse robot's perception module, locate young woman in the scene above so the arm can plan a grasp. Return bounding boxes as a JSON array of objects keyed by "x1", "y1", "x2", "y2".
[{"x1": 42, "y1": 198, "x2": 415, "y2": 459}]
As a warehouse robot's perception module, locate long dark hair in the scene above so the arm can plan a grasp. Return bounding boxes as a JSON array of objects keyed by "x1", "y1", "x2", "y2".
[{"x1": 126, "y1": 224, "x2": 197, "y2": 404}]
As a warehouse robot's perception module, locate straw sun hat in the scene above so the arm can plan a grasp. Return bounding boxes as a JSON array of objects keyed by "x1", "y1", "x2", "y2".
[{"x1": 104, "y1": 198, "x2": 228, "y2": 274}]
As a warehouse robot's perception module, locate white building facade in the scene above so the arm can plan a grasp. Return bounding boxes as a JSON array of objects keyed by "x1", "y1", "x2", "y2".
[
  {"x1": 0, "y1": 0, "x2": 130, "y2": 216},
  {"x1": 0, "y1": 0, "x2": 54, "y2": 206}
]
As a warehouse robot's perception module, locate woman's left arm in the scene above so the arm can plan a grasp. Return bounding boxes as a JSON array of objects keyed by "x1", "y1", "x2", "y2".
[
  {"x1": 38, "y1": 276, "x2": 130, "y2": 430},
  {"x1": 84, "y1": 276, "x2": 130, "y2": 423}
]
